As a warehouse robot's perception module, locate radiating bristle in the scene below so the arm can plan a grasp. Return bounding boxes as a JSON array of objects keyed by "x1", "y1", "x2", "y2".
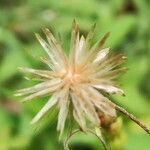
[{"x1": 16, "y1": 20, "x2": 142, "y2": 141}]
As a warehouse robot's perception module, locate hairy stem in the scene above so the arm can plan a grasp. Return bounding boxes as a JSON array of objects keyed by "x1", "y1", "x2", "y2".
[
  {"x1": 64, "y1": 129, "x2": 80, "y2": 150},
  {"x1": 115, "y1": 104, "x2": 150, "y2": 134},
  {"x1": 88, "y1": 129, "x2": 108, "y2": 150},
  {"x1": 64, "y1": 128, "x2": 108, "y2": 150}
]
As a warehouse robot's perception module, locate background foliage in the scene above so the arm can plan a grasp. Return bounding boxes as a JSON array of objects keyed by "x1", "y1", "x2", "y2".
[{"x1": 0, "y1": 0, "x2": 149, "y2": 149}]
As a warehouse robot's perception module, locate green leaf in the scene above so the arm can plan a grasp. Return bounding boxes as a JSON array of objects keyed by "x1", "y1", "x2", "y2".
[
  {"x1": 0, "y1": 27, "x2": 28, "y2": 84},
  {"x1": 107, "y1": 15, "x2": 136, "y2": 48}
]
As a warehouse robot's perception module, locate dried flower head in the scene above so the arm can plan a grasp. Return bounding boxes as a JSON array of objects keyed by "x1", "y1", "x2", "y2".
[{"x1": 16, "y1": 20, "x2": 149, "y2": 149}]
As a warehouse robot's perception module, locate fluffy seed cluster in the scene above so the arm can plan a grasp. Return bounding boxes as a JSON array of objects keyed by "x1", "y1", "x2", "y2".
[{"x1": 16, "y1": 20, "x2": 127, "y2": 136}]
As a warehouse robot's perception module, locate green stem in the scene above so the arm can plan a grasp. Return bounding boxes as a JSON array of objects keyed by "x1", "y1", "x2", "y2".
[{"x1": 63, "y1": 128, "x2": 108, "y2": 150}]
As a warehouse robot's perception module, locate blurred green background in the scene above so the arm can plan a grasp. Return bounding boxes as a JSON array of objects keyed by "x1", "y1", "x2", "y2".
[{"x1": 0, "y1": 0, "x2": 150, "y2": 149}]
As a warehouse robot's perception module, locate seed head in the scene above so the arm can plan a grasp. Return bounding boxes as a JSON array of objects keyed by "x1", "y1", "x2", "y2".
[{"x1": 16, "y1": 20, "x2": 128, "y2": 137}]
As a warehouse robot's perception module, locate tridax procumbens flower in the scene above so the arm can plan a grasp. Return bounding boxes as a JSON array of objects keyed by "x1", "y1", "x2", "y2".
[{"x1": 16, "y1": 20, "x2": 150, "y2": 149}]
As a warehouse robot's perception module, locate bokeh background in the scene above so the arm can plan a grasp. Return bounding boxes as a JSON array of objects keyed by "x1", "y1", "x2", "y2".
[{"x1": 0, "y1": 0, "x2": 150, "y2": 150}]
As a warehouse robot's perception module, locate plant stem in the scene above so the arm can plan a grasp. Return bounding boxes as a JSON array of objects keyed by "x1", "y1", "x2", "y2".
[
  {"x1": 64, "y1": 128, "x2": 108, "y2": 150},
  {"x1": 115, "y1": 104, "x2": 150, "y2": 134}
]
